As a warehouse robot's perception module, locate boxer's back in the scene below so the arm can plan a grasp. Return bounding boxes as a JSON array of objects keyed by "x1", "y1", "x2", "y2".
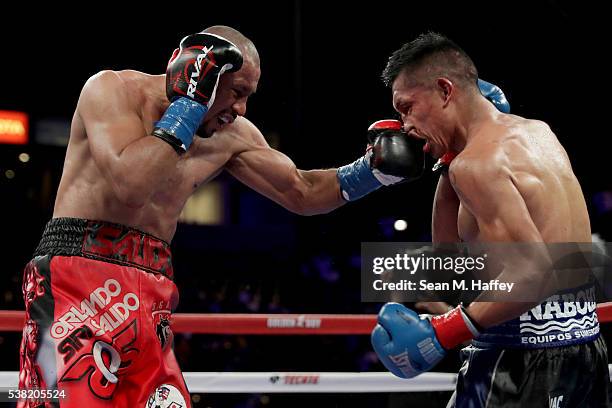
[
  {"x1": 457, "y1": 115, "x2": 591, "y2": 243},
  {"x1": 53, "y1": 70, "x2": 230, "y2": 241}
]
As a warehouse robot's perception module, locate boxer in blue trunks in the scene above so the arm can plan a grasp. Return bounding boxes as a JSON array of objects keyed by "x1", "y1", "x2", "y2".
[{"x1": 371, "y1": 32, "x2": 608, "y2": 407}]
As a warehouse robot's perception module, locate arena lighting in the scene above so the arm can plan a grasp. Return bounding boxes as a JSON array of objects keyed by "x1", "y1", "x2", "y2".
[
  {"x1": 0, "y1": 111, "x2": 28, "y2": 144},
  {"x1": 394, "y1": 219, "x2": 408, "y2": 231},
  {"x1": 179, "y1": 182, "x2": 224, "y2": 225},
  {"x1": 18, "y1": 153, "x2": 30, "y2": 163}
]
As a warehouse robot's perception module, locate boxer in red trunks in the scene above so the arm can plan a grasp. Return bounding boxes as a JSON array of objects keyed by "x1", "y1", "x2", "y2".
[
  {"x1": 18, "y1": 25, "x2": 423, "y2": 407},
  {"x1": 21, "y1": 220, "x2": 182, "y2": 407}
]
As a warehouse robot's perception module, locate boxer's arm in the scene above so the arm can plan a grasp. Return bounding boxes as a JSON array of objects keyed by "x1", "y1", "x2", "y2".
[
  {"x1": 79, "y1": 71, "x2": 182, "y2": 208},
  {"x1": 412, "y1": 174, "x2": 460, "y2": 315},
  {"x1": 449, "y1": 157, "x2": 554, "y2": 329},
  {"x1": 432, "y1": 173, "x2": 460, "y2": 243},
  {"x1": 225, "y1": 119, "x2": 345, "y2": 215}
]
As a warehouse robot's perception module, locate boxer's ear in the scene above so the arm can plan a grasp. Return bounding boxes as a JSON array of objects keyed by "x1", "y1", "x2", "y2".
[{"x1": 436, "y1": 78, "x2": 454, "y2": 107}]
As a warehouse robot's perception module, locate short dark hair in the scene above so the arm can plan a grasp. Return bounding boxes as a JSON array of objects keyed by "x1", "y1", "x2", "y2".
[{"x1": 382, "y1": 32, "x2": 478, "y2": 89}]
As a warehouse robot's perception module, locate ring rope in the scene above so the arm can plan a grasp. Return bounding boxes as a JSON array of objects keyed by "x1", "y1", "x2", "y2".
[{"x1": 1, "y1": 303, "x2": 611, "y2": 334}]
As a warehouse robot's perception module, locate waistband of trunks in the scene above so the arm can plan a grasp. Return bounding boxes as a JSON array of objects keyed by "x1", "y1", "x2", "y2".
[{"x1": 34, "y1": 217, "x2": 174, "y2": 279}]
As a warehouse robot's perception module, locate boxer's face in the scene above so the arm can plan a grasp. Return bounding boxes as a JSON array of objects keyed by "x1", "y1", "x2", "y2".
[
  {"x1": 392, "y1": 72, "x2": 453, "y2": 159},
  {"x1": 200, "y1": 60, "x2": 260, "y2": 136}
]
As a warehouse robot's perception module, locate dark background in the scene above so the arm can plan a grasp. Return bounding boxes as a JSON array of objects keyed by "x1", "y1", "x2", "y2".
[{"x1": 1, "y1": 1, "x2": 610, "y2": 407}]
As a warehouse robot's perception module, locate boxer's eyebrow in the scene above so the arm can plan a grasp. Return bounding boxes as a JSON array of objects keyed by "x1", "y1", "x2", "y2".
[
  {"x1": 393, "y1": 97, "x2": 409, "y2": 112},
  {"x1": 233, "y1": 79, "x2": 257, "y2": 96},
  {"x1": 243, "y1": 85, "x2": 256, "y2": 95}
]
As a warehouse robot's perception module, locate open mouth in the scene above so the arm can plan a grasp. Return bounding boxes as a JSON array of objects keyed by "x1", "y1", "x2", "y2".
[
  {"x1": 217, "y1": 114, "x2": 234, "y2": 128},
  {"x1": 407, "y1": 131, "x2": 429, "y2": 152}
]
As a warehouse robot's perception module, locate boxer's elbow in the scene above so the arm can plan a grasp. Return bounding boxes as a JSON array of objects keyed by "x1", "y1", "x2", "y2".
[
  {"x1": 283, "y1": 172, "x2": 334, "y2": 216},
  {"x1": 292, "y1": 197, "x2": 337, "y2": 216},
  {"x1": 281, "y1": 184, "x2": 312, "y2": 215},
  {"x1": 107, "y1": 157, "x2": 160, "y2": 208},
  {"x1": 113, "y1": 178, "x2": 152, "y2": 209},
  {"x1": 286, "y1": 196, "x2": 326, "y2": 216}
]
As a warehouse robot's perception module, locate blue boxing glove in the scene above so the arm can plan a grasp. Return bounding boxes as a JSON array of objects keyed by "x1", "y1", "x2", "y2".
[
  {"x1": 478, "y1": 79, "x2": 510, "y2": 113},
  {"x1": 371, "y1": 303, "x2": 480, "y2": 379}
]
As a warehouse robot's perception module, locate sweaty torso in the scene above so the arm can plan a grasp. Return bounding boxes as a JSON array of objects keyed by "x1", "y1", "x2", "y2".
[
  {"x1": 435, "y1": 115, "x2": 591, "y2": 243},
  {"x1": 53, "y1": 71, "x2": 252, "y2": 241}
]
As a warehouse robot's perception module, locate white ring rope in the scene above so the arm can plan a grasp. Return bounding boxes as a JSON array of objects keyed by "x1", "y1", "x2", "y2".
[
  {"x1": 2, "y1": 366, "x2": 611, "y2": 393},
  {"x1": 0, "y1": 371, "x2": 455, "y2": 393}
]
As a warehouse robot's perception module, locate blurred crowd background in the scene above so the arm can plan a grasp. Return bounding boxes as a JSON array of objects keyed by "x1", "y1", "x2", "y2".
[{"x1": 1, "y1": 1, "x2": 610, "y2": 406}]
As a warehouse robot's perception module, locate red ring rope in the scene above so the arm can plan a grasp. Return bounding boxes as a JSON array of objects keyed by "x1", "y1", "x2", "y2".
[{"x1": 0, "y1": 303, "x2": 610, "y2": 335}]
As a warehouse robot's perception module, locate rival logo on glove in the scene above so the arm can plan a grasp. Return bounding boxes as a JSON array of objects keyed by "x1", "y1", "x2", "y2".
[{"x1": 187, "y1": 46, "x2": 214, "y2": 99}]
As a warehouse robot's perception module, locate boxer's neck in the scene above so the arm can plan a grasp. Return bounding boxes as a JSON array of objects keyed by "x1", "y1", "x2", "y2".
[{"x1": 451, "y1": 95, "x2": 501, "y2": 152}]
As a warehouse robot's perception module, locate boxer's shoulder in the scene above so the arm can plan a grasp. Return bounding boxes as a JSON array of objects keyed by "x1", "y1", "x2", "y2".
[
  {"x1": 494, "y1": 116, "x2": 559, "y2": 165},
  {"x1": 80, "y1": 70, "x2": 147, "y2": 110},
  {"x1": 226, "y1": 116, "x2": 261, "y2": 139},
  {"x1": 209, "y1": 116, "x2": 267, "y2": 148},
  {"x1": 82, "y1": 70, "x2": 126, "y2": 95},
  {"x1": 495, "y1": 115, "x2": 552, "y2": 140},
  {"x1": 458, "y1": 116, "x2": 546, "y2": 167},
  {"x1": 447, "y1": 153, "x2": 499, "y2": 189},
  {"x1": 447, "y1": 143, "x2": 511, "y2": 198},
  {"x1": 236, "y1": 116, "x2": 267, "y2": 145},
  {"x1": 191, "y1": 117, "x2": 266, "y2": 164},
  {"x1": 449, "y1": 118, "x2": 550, "y2": 200}
]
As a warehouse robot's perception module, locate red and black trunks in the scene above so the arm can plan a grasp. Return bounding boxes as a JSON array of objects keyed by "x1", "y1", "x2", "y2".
[{"x1": 19, "y1": 217, "x2": 190, "y2": 407}]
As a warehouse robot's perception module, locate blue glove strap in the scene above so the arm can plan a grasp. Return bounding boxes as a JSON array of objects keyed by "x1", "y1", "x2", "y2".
[
  {"x1": 336, "y1": 155, "x2": 382, "y2": 201},
  {"x1": 154, "y1": 97, "x2": 208, "y2": 150},
  {"x1": 478, "y1": 78, "x2": 511, "y2": 113}
]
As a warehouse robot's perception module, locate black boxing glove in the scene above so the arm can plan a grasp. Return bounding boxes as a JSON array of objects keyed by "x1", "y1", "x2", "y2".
[
  {"x1": 152, "y1": 33, "x2": 243, "y2": 154},
  {"x1": 166, "y1": 33, "x2": 243, "y2": 107},
  {"x1": 336, "y1": 120, "x2": 425, "y2": 201},
  {"x1": 368, "y1": 119, "x2": 425, "y2": 180}
]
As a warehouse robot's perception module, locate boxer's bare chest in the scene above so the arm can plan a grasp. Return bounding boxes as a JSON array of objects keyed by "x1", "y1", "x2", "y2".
[{"x1": 138, "y1": 105, "x2": 234, "y2": 209}]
